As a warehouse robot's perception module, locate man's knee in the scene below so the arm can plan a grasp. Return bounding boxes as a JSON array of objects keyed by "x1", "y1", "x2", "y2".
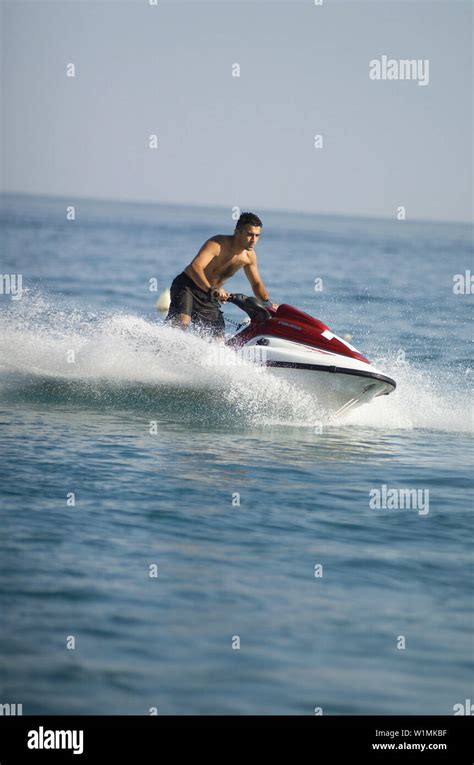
[
  {"x1": 177, "y1": 313, "x2": 191, "y2": 328},
  {"x1": 165, "y1": 312, "x2": 191, "y2": 329}
]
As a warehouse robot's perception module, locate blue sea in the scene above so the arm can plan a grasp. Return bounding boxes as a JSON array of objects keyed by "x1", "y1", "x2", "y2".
[{"x1": 0, "y1": 193, "x2": 472, "y2": 715}]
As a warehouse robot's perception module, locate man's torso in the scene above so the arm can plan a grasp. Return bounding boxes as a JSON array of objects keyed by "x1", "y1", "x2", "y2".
[{"x1": 184, "y1": 235, "x2": 252, "y2": 287}]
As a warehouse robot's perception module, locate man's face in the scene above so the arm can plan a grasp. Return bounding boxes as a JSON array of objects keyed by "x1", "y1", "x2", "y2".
[{"x1": 237, "y1": 225, "x2": 261, "y2": 250}]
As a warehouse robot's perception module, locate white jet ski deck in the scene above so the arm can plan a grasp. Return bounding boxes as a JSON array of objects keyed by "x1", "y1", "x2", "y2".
[{"x1": 225, "y1": 294, "x2": 396, "y2": 415}]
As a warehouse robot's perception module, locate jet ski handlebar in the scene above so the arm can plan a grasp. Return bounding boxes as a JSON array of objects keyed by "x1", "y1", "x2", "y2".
[{"x1": 226, "y1": 293, "x2": 273, "y2": 321}]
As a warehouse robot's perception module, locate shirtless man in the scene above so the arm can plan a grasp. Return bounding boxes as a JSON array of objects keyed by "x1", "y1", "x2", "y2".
[{"x1": 165, "y1": 212, "x2": 275, "y2": 338}]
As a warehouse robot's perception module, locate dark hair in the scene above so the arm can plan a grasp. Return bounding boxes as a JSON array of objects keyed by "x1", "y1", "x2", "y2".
[{"x1": 236, "y1": 212, "x2": 262, "y2": 229}]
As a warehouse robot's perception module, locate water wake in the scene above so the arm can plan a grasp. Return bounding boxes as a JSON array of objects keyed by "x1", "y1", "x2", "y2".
[{"x1": 0, "y1": 292, "x2": 471, "y2": 433}]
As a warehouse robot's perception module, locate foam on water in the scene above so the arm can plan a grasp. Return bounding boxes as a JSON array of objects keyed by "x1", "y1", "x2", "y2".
[
  {"x1": 0, "y1": 292, "x2": 326, "y2": 425},
  {"x1": 0, "y1": 292, "x2": 472, "y2": 433},
  {"x1": 343, "y1": 355, "x2": 473, "y2": 433}
]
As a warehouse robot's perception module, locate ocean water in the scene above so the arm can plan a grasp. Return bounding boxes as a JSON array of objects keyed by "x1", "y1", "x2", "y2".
[{"x1": 0, "y1": 192, "x2": 472, "y2": 715}]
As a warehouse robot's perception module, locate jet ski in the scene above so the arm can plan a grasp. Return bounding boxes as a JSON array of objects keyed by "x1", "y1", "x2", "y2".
[{"x1": 225, "y1": 293, "x2": 396, "y2": 415}]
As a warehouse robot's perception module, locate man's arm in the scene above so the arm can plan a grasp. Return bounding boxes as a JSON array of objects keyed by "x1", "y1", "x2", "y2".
[
  {"x1": 244, "y1": 253, "x2": 270, "y2": 301},
  {"x1": 187, "y1": 239, "x2": 220, "y2": 292}
]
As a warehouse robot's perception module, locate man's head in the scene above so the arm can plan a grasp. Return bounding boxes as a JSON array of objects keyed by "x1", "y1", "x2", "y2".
[{"x1": 234, "y1": 212, "x2": 262, "y2": 251}]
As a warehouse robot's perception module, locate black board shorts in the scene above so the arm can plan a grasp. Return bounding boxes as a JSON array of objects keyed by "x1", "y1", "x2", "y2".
[{"x1": 165, "y1": 272, "x2": 225, "y2": 338}]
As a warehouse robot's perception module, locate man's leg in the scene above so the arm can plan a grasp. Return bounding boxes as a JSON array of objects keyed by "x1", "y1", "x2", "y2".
[
  {"x1": 208, "y1": 310, "x2": 226, "y2": 341},
  {"x1": 167, "y1": 310, "x2": 191, "y2": 329},
  {"x1": 177, "y1": 313, "x2": 191, "y2": 328},
  {"x1": 192, "y1": 306, "x2": 226, "y2": 340},
  {"x1": 165, "y1": 274, "x2": 193, "y2": 329}
]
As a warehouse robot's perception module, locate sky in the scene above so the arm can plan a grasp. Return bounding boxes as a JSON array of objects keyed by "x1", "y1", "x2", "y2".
[{"x1": 1, "y1": 0, "x2": 472, "y2": 223}]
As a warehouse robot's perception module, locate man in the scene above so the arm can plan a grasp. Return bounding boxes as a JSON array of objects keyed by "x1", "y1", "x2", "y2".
[{"x1": 165, "y1": 212, "x2": 275, "y2": 338}]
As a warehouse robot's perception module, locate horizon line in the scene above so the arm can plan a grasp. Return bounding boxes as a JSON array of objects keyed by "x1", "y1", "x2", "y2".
[{"x1": 1, "y1": 189, "x2": 472, "y2": 228}]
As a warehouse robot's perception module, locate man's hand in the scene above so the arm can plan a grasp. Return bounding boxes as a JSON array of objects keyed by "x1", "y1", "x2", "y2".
[
  {"x1": 216, "y1": 288, "x2": 230, "y2": 302},
  {"x1": 208, "y1": 287, "x2": 229, "y2": 302}
]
